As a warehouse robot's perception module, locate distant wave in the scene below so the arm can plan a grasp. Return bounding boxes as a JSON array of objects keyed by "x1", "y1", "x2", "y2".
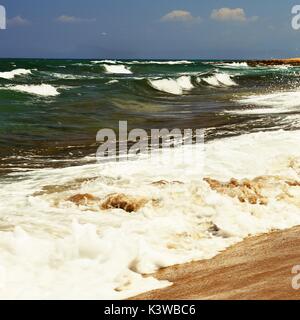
[
  {"x1": 201, "y1": 73, "x2": 238, "y2": 87},
  {"x1": 92, "y1": 60, "x2": 193, "y2": 65},
  {"x1": 91, "y1": 60, "x2": 119, "y2": 64},
  {"x1": 0, "y1": 68, "x2": 32, "y2": 79},
  {"x1": 103, "y1": 64, "x2": 132, "y2": 74},
  {"x1": 5, "y1": 84, "x2": 60, "y2": 97},
  {"x1": 148, "y1": 76, "x2": 194, "y2": 95},
  {"x1": 128, "y1": 60, "x2": 194, "y2": 65},
  {"x1": 216, "y1": 62, "x2": 249, "y2": 68}
]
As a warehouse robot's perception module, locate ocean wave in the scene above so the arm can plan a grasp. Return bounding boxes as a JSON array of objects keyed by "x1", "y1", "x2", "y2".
[
  {"x1": 92, "y1": 60, "x2": 193, "y2": 65},
  {"x1": 48, "y1": 72, "x2": 96, "y2": 80},
  {"x1": 0, "y1": 68, "x2": 32, "y2": 79},
  {"x1": 128, "y1": 60, "x2": 194, "y2": 65},
  {"x1": 226, "y1": 90, "x2": 300, "y2": 115},
  {"x1": 103, "y1": 64, "x2": 132, "y2": 74},
  {"x1": 106, "y1": 79, "x2": 119, "y2": 85},
  {"x1": 216, "y1": 62, "x2": 249, "y2": 68},
  {"x1": 5, "y1": 84, "x2": 60, "y2": 97},
  {"x1": 237, "y1": 90, "x2": 300, "y2": 108},
  {"x1": 148, "y1": 76, "x2": 194, "y2": 95},
  {"x1": 2, "y1": 130, "x2": 300, "y2": 298},
  {"x1": 91, "y1": 60, "x2": 119, "y2": 64},
  {"x1": 201, "y1": 73, "x2": 238, "y2": 87}
]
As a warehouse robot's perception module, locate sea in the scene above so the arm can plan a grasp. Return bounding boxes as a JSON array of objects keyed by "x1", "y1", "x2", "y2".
[{"x1": 1, "y1": 59, "x2": 300, "y2": 299}]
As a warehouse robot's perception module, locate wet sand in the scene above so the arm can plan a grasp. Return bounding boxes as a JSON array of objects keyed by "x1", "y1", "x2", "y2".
[{"x1": 133, "y1": 226, "x2": 300, "y2": 300}]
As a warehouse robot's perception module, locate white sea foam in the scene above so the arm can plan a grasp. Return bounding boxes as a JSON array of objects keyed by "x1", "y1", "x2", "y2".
[
  {"x1": 103, "y1": 64, "x2": 132, "y2": 74},
  {"x1": 128, "y1": 60, "x2": 193, "y2": 65},
  {"x1": 227, "y1": 90, "x2": 300, "y2": 115},
  {"x1": 106, "y1": 79, "x2": 119, "y2": 85},
  {"x1": 1, "y1": 130, "x2": 300, "y2": 299},
  {"x1": 230, "y1": 90, "x2": 300, "y2": 114},
  {"x1": 49, "y1": 72, "x2": 95, "y2": 80},
  {"x1": 91, "y1": 60, "x2": 119, "y2": 64},
  {"x1": 202, "y1": 73, "x2": 237, "y2": 87},
  {"x1": 92, "y1": 60, "x2": 193, "y2": 65},
  {"x1": 6, "y1": 84, "x2": 60, "y2": 97},
  {"x1": 0, "y1": 68, "x2": 32, "y2": 79},
  {"x1": 217, "y1": 62, "x2": 249, "y2": 68},
  {"x1": 201, "y1": 75, "x2": 220, "y2": 87},
  {"x1": 148, "y1": 76, "x2": 194, "y2": 95}
]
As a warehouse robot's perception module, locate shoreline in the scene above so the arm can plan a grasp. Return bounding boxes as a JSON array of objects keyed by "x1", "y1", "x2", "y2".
[
  {"x1": 247, "y1": 57, "x2": 300, "y2": 66},
  {"x1": 133, "y1": 226, "x2": 300, "y2": 300}
]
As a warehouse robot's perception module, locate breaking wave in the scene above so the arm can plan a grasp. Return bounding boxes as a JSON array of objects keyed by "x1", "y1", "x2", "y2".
[
  {"x1": 237, "y1": 90, "x2": 300, "y2": 108},
  {"x1": 128, "y1": 60, "x2": 194, "y2": 65},
  {"x1": 201, "y1": 73, "x2": 238, "y2": 87},
  {"x1": 216, "y1": 62, "x2": 249, "y2": 68},
  {"x1": 0, "y1": 68, "x2": 32, "y2": 79},
  {"x1": 92, "y1": 60, "x2": 194, "y2": 65},
  {"x1": 103, "y1": 64, "x2": 132, "y2": 74},
  {"x1": 227, "y1": 90, "x2": 300, "y2": 115},
  {"x1": 148, "y1": 76, "x2": 194, "y2": 95},
  {"x1": 5, "y1": 84, "x2": 60, "y2": 97}
]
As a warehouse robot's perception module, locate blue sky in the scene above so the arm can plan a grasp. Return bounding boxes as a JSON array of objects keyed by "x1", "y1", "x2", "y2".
[{"x1": 0, "y1": 0, "x2": 299, "y2": 59}]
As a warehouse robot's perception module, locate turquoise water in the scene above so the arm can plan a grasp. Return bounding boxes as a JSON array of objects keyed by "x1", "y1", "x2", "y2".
[{"x1": 1, "y1": 58, "x2": 300, "y2": 173}]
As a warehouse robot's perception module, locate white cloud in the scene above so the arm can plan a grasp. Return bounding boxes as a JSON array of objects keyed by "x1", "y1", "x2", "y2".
[
  {"x1": 7, "y1": 16, "x2": 30, "y2": 27},
  {"x1": 211, "y1": 8, "x2": 258, "y2": 22},
  {"x1": 56, "y1": 15, "x2": 96, "y2": 23},
  {"x1": 161, "y1": 10, "x2": 201, "y2": 23}
]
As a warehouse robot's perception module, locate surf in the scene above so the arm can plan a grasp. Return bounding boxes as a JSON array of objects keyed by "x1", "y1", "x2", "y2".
[
  {"x1": 201, "y1": 73, "x2": 238, "y2": 87},
  {"x1": 1, "y1": 130, "x2": 300, "y2": 299},
  {"x1": 148, "y1": 76, "x2": 194, "y2": 95},
  {"x1": 103, "y1": 64, "x2": 132, "y2": 74},
  {"x1": 0, "y1": 68, "x2": 32, "y2": 79},
  {"x1": 4, "y1": 84, "x2": 60, "y2": 97}
]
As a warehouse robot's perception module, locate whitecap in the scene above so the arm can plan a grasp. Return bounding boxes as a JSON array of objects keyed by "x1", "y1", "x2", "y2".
[
  {"x1": 216, "y1": 62, "x2": 249, "y2": 68},
  {"x1": 127, "y1": 60, "x2": 193, "y2": 65},
  {"x1": 103, "y1": 64, "x2": 132, "y2": 74},
  {"x1": 6, "y1": 84, "x2": 60, "y2": 97},
  {"x1": 148, "y1": 76, "x2": 194, "y2": 95},
  {"x1": 202, "y1": 73, "x2": 237, "y2": 87},
  {"x1": 106, "y1": 79, "x2": 119, "y2": 85},
  {"x1": 91, "y1": 60, "x2": 120, "y2": 64},
  {"x1": 0, "y1": 68, "x2": 32, "y2": 79}
]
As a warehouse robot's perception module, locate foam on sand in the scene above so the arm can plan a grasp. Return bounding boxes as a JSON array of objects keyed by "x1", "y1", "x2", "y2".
[
  {"x1": 0, "y1": 68, "x2": 32, "y2": 79},
  {"x1": 2, "y1": 130, "x2": 300, "y2": 299},
  {"x1": 103, "y1": 64, "x2": 132, "y2": 74},
  {"x1": 7, "y1": 84, "x2": 60, "y2": 97},
  {"x1": 148, "y1": 76, "x2": 194, "y2": 95}
]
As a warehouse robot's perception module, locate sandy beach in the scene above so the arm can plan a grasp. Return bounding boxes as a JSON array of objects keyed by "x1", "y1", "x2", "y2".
[{"x1": 133, "y1": 226, "x2": 300, "y2": 300}]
